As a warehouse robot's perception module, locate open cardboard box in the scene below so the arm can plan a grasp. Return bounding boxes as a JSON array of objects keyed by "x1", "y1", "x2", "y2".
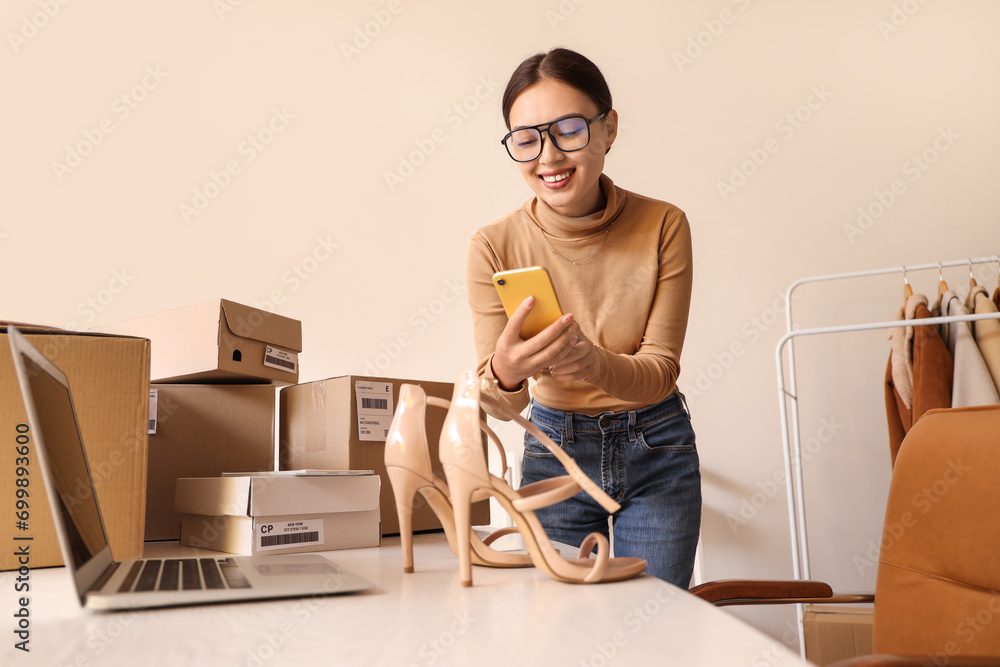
[
  {"x1": 0, "y1": 324, "x2": 150, "y2": 569},
  {"x1": 94, "y1": 299, "x2": 302, "y2": 385}
]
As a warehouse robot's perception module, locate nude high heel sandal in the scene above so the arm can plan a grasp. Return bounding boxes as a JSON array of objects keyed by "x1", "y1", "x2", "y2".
[
  {"x1": 384, "y1": 383, "x2": 530, "y2": 573},
  {"x1": 439, "y1": 370, "x2": 647, "y2": 587}
]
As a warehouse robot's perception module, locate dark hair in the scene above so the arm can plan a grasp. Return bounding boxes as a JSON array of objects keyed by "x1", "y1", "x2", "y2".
[{"x1": 501, "y1": 48, "x2": 613, "y2": 129}]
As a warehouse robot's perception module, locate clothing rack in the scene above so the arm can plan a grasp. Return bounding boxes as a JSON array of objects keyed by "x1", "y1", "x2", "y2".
[{"x1": 774, "y1": 256, "x2": 1000, "y2": 656}]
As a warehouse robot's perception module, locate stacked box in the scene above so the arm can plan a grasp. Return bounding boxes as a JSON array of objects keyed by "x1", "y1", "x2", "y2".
[
  {"x1": 94, "y1": 298, "x2": 302, "y2": 385},
  {"x1": 145, "y1": 384, "x2": 275, "y2": 540},
  {"x1": 280, "y1": 375, "x2": 490, "y2": 536},
  {"x1": 176, "y1": 472, "x2": 381, "y2": 555},
  {"x1": 803, "y1": 606, "x2": 874, "y2": 665},
  {"x1": 94, "y1": 299, "x2": 301, "y2": 540}
]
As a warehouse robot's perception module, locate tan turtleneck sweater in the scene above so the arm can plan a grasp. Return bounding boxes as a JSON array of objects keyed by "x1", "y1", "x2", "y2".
[{"x1": 466, "y1": 174, "x2": 693, "y2": 418}]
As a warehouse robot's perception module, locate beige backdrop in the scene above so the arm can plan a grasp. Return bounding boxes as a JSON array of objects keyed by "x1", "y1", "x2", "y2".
[{"x1": 5, "y1": 0, "x2": 999, "y2": 650}]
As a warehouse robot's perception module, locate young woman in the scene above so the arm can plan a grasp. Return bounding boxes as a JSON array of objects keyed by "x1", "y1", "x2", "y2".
[{"x1": 466, "y1": 48, "x2": 701, "y2": 587}]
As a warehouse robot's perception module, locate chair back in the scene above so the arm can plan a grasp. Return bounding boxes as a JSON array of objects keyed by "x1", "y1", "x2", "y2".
[{"x1": 874, "y1": 404, "x2": 1000, "y2": 657}]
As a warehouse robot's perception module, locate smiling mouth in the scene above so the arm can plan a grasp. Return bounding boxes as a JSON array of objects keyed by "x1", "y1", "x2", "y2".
[{"x1": 539, "y1": 169, "x2": 574, "y2": 187}]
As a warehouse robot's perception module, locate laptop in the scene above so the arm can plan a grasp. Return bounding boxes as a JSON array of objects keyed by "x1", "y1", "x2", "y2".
[{"x1": 7, "y1": 327, "x2": 374, "y2": 611}]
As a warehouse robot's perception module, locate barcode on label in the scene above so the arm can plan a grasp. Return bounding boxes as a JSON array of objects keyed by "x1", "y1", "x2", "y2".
[
  {"x1": 264, "y1": 354, "x2": 295, "y2": 370},
  {"x1": 148, "y1": 389, "x2": 158, "y2": 435},
  {"x1": 260, "y1": 532, "x2": 320, "y2": 548},
  {"x1": 361, "y1": 397, "x2": 388, "y2": 410}
]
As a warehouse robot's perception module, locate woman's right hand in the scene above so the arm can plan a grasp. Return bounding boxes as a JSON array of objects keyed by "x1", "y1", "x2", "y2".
[{"x1": 490, "y1": 296, "x2": 580, "y2": 391}]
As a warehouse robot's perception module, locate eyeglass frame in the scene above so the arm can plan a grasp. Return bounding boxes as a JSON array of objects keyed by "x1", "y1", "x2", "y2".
[{"x1": 500, "y1": 111, "x2": 609, "y2": 162}]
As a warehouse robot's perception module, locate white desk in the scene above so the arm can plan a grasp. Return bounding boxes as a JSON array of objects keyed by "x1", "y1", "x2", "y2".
[{"x1": 3, "y1": 534, "x2": 810, "y2": 666}]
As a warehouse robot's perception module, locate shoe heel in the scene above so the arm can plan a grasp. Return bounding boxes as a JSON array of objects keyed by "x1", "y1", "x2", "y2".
[
  {"x1": 385, "y1": 465, "x2": 422, "y2": 574},
  {"x1": 441, "y1": 462, "x2": 478, "y2": 587},
  {"x1": 439, "y1": 371, "x2": 493, "y2": 588}
]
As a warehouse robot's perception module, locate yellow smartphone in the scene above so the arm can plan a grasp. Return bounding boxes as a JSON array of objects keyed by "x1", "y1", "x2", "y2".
[{"x1": 493, "y1": 266, "x2": 564, "y2": 339}]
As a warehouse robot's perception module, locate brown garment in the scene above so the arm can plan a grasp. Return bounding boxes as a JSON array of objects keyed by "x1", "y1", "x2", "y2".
[{"x1": 884, "y1": 298, "x2": 953, "y2": 466}]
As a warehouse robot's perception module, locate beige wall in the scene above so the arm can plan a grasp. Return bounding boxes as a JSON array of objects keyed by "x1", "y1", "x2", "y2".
[{"x1": 6, "y1": 0, "x2": 999, "y2": 649}]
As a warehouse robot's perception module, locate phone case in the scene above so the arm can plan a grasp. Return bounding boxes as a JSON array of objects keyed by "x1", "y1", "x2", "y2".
[{"x1": 493, "y1": 266, "x2": 564, "y2": 339}]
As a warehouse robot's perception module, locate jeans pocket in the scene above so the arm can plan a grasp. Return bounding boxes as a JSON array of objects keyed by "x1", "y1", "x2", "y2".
[
  {"x1": 523, "y1": 422, "x2": 564, "y2": 459},
  {"x1": 635, "y1": 409, "x2": 697, "y2": 453}
]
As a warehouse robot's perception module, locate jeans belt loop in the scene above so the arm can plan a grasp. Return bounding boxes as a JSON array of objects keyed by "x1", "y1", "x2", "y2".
[
  {"x1": 627, "y1": 411, "x2": 637, "y2": 442},
  {"x1": 678, "y1": 392, "x2": 691, "y2": 419},
  {"x1": 563, "y1": 410, "x2": 575, "y2": 444}
]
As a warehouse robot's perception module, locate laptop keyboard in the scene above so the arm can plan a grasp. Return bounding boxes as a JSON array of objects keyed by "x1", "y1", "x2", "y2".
[{"x1": 118, "y1": 558, "x2": 251, "y2": 593}]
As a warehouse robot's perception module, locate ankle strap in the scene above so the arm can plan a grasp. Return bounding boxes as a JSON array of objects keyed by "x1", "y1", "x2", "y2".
[
  {"x1": 426, "y1": 396, "x2": 508, "y2": 478},
  {"x1": 478, "y1": 380, "x2": 621, "y2": 514}
]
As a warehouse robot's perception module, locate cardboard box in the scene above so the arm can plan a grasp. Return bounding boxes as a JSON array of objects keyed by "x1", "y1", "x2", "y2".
[
  {"x1": 94, "y1": 299, "x2": 302, "y2": 385},
  {"x1": 1, "y1": 325, "x2": 150, "y2": 570},
  {"x1": 145, "y1": 384, "x2": 276, "y2": 541},
  {"x1": 279, "y1": 376, "x2": 490, "y2": 536},
  {"x1": 176, "y1": 473, "x2": 380, "y2": 555},
  {"x1": 803, "y1": 606, "x2": 874, "y2": 665}
]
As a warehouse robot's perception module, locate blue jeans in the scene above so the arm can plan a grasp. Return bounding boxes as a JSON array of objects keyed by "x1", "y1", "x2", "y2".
[{"x1": 519, "y1": 392, "x2": 701, "y2": 588}]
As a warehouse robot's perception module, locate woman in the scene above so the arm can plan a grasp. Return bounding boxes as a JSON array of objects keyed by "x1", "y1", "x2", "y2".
[{"x1": 466, "y1": 48, "x2": 701, "y2": 587}]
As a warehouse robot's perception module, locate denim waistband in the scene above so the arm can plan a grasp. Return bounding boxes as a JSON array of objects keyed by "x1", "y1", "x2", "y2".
[{"x1": 528, "y1": 392, "x2": 690, "y2": 443}]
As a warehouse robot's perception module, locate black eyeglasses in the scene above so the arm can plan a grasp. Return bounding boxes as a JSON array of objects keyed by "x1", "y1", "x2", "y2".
[{"x1": 500, "y1": 112, "x2": 608, "y2": 162}]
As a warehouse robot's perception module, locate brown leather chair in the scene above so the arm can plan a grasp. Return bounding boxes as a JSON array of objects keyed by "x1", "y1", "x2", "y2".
[{"x1": 691, "y1": 405, "x2": 1000, "y2": 666}]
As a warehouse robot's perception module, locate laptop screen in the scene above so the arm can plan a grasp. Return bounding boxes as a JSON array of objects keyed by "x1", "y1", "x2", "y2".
[{"x1": 20, "y1": 353, "x2": 110, "y2": 570}]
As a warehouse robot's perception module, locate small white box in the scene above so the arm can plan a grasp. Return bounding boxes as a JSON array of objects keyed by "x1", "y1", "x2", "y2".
[{"x1": 175, "y1": 472, "x2": 380, "y2": 555}]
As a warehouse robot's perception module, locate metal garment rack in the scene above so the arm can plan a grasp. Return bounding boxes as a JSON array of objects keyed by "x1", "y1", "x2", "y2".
[{"x1": 774, "y1": 255, "x2": 1000, "y2": 655}]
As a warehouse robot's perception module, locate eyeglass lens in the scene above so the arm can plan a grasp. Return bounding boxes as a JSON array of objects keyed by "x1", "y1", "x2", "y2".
[{"x1": 505, "y1": 117, "x2": 591, "y2": 162}]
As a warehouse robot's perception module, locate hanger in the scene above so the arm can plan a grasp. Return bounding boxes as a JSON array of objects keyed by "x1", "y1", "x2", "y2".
[
  {"x1": 965, "y1": 258, "x2": 981, "y2": 310},
  {"x1": 902, "y1": 265, "x2": 913, "y2": 303},
  {"x1": 936, "y1": 262, "x2": 949, "y2": 299},
  {"x1": 994, "y1": 255, "x2": 1000, "y2": 308}
]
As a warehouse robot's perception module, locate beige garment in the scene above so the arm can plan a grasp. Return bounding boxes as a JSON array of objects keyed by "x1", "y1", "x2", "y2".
[
  {"x1": 968, "y1": 285, "x2": 1000, "y2": 393},
  {"x1": 940, "y1": 289, "x2": 999, "y2": 407},
  {"x1": 467, "y1": 174, "x2": 692, "y2": 417},
  {"x1": 887, "y1": 294, "x2": 927, "y2": 410}
]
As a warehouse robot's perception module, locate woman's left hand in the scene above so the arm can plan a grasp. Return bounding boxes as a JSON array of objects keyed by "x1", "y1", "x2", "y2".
[{"x1": 548, "y1": 322, "x2": 599, "y2": 383}]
